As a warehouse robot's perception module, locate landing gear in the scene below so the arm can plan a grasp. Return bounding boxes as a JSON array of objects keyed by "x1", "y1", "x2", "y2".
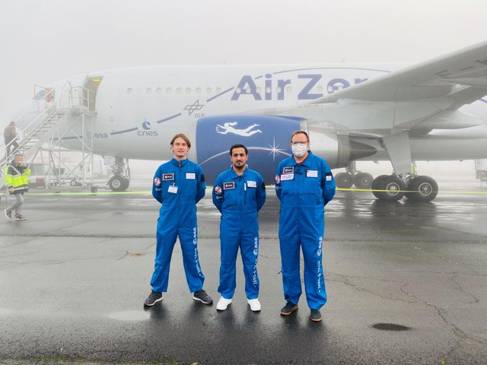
[
  {"x1": 353, "y1": 172, "x2": 374, "y2": 189},
  {"x1": 371, "y1": 174, "x2": 438, "y2": 202},
  {"x1": 335, "y1": 162, "x2": 374, "y2": 189},
  {"x1": 108, "y1": 175, "x2": 130, "y2": 192},
  {"x1": 371, "y1": 175, "x2": 405, "y2": 201},
  {"x1": 405, "y1": 175, "x2": 438, "y2": 202},
  {"x1": 335, "y1": 172, "x2": 353, "y2": 189},
  {"x1": 107, "y1": 156, "x2": 130, "y2": 192}
]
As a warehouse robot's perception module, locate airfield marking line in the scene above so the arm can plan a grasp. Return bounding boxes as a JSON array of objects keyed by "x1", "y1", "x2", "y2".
[{"x1": 22, "y1": 188, "x2": 487, "y2": 197}]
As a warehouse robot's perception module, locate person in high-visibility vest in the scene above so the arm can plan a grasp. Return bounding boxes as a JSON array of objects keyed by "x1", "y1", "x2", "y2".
[{"x1": 3, "y1": 153, "x2": 30, "y2": 221}]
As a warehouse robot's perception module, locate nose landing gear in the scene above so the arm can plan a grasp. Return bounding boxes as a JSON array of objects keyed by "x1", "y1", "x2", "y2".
[{"x1": 107, "y1": 156, "x2": 130, "y2": 192}]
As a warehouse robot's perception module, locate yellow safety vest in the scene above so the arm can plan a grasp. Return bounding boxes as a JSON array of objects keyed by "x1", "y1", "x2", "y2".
[{"x1": 3, "y1": 165, "x2": 31, "y2": 192}]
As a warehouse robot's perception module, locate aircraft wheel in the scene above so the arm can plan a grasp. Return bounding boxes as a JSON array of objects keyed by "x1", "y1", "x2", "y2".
[
  {"x1": 108, "y1": 175, "x2": 129, "y2": 192},
  {"x1": 406, "y1": 176, "x2": 438, "y2": 202},
  {"x1": 335, "y1": 172, "x2": 353, "y2": 189},
  {"x1": 371, "y1": 175, "x2": 388, "y2": 199},
  {"x1": 353, "y1": 172, "x2": 374, "y2": 189},
  {"x1": 372, "y1": 175, "x2": 405, "y2": 201}
]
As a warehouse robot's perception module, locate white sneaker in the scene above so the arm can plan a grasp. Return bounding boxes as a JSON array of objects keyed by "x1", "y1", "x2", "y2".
[
  {"x1": 216, "y1": 297, "x2": 232, "y2": 311},
  {"x1": 247, "y1": 298, "x2": 261, "y2": 312}
]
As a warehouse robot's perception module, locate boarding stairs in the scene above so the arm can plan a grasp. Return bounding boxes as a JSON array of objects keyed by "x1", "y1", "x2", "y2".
[{"x1": 1, "y1": 86, "x2": 91, "y2": 191}]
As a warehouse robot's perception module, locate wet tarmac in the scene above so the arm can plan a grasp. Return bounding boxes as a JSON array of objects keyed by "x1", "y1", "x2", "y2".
[{"x1": 0, "y1": 182, "x2": 486, "y2": 364}]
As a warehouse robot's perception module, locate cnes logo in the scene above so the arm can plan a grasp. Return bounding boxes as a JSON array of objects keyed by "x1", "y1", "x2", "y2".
[{"x1": 137, "y1": 120, "x2": 159, "y2": 137}]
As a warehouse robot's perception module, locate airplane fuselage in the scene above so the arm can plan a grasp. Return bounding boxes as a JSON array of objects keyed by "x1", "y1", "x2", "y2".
[{"x1": 25, "y1": 64, "x2": 487, "y2": 184}]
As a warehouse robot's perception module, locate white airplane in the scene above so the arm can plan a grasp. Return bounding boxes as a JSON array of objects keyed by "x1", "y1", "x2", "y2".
[{"x1": 6, "y1": 41, "x2": 487, "y2": 202}]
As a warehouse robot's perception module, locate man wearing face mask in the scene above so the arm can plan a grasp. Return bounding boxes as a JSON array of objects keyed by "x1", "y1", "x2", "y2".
[
  {"x1": 275, "y1": 130, "x2": 336, "y2": 322},
  {"x1": 144, "y1": 133, "x2": 213, "y2": 307},
  {"x1": 212, "y1": 144, "x2": 266, "y2": 312}
]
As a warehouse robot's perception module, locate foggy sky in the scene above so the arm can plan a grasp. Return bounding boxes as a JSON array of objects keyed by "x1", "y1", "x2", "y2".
[{"x1": 1, "y1": 0, "x2": 487, "y2": 122}]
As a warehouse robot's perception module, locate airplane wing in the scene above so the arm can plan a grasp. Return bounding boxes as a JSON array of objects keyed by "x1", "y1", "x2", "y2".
[{"x1": 311, "y1": 40, "x2": 487, "y2": 108}]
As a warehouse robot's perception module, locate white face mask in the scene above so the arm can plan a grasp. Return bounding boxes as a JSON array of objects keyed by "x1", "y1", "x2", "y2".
[{"x1": 292, "y1": 143, "x2": 308, "y2": 157}]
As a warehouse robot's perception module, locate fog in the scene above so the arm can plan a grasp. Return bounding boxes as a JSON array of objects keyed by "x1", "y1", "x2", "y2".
[{"x1": 1, "y1": 0, "x2": 487, "y2": 177}]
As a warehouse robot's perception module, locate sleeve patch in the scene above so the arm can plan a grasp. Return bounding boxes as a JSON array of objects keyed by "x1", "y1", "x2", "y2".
[{"x1": 214, "y1": 185, "x2": 223, "y2": 195}]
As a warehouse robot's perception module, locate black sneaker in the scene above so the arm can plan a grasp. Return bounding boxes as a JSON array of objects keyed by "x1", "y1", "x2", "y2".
[
  {"x1": 144, "y1": 291, "x2": 163, "y2": 307},
  {"x1": 15, "y1": 214, "x2": 26, "y2": 221},
  {"x1": 192, "y1": 289, "x2": 213, "y2": 305},
  {"x1": 4, "y1": 209, "x2": 12, "y2": 220},
  {"x1": 310, "y1": 309, "x2": 322, "y2": 322},
  {"x1": 280, "y1": 302, "x2": 298, "y2": 316}
]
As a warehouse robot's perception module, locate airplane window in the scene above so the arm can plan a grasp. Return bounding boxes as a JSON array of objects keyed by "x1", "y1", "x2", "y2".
[
  {"x1": 155, "y1": 88, "x2": 162, "y2": 94},
  {"x1": 176, "y1": 87, "x2": 182, "y2": 95},
  {"x1": 166, "y1": 87, "x2": 172, "y2": 94},
  {"x1": 195, "y1": 87, "x2": 202, "y2": 95},
  {"x1": 206, "y1": 87, "x2": 212, "y2": 94},
  {"x1": 146, "y1": 88, "x2": 152, "y2": 94},
  {"x1": 216, "y1": 87, "x2": 222, "y2": 93},
  {"x1": 185, "y1": 87, "x2": 191, "y2": 95},
  {"x1": 126, "y1": 88, "x2": 133, "y2": 94}
]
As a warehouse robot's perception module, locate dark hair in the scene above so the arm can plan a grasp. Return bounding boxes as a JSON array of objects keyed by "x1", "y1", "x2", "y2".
[
  {"x1": 290, "y1": 130, "x2": 309, "y2": 142},
  {"x1": 170, "y1": 133, "x2": 191, "y2": 148},
  {"x1": 229, "y1": 144, "x2": 248, "y2": 156}
]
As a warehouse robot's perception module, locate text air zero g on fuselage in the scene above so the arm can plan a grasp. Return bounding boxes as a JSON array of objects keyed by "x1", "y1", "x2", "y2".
[{"x1": 230, "y1": 73, "x2": 369, "y2": 101}]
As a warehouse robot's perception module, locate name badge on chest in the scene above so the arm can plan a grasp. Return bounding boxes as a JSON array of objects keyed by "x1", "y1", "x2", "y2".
[
  {"x1": 246, "y1": 180, "x2": 257, "y2": 188},
  {"x1": 306, "y1": 169, "x2": 318, "y2": 178},
  {"x1": 186, "y1": 172, "x2": 196, "y2": 180}
]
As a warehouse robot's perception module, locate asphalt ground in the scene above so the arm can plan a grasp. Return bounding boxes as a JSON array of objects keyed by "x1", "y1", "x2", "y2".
[{"x1": 0, "y1": 181, "x2": 486, "y2": 365}]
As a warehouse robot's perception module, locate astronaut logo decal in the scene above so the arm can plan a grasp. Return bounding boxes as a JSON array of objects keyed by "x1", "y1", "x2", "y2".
[
  {"x1": 153, "y1": 177, "x2": 161, "y2": 186},
  {"x1": 216, "y1": 121, "x2": 262, "y2": 137}
]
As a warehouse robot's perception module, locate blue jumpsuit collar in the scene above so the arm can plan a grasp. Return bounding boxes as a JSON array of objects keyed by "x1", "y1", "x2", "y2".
[
  {"x1": 292, "y1": 151, "x2": 314, "y2": 167},
  {"x1": 228, "y1": 165, "x2": 248, "y2": 179},
  {"x1": 170, "y1": 158, "x2": 188, "y2": 167}
]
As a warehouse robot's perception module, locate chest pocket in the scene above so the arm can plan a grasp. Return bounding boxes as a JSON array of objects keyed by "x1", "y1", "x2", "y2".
[{"x1": 302, "y1": 169, "x2": 322, "y2": 204}]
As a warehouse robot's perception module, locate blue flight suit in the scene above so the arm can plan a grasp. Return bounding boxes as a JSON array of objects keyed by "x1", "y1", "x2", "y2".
[
  {"x1": 212, "y1": 167, "x2": 266, "y2": 300},
  {"x1": 150, "y1": 158, "x2": 206, "y2": 293},
  {"x1": 275, "y1": 152, "x2": 335, "y2": 310}
]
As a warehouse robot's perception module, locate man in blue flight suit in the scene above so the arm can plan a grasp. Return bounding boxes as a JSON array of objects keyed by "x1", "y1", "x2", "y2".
[
  {"x1": 275, "y1": 130, "x2": 336, "y2": 322},
  {"x1": 144, "y1": 133, "x2": 213, "y2": 307},
  {"x1": 212, "y1": 144, "x2": 266, "y2": 312}
]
